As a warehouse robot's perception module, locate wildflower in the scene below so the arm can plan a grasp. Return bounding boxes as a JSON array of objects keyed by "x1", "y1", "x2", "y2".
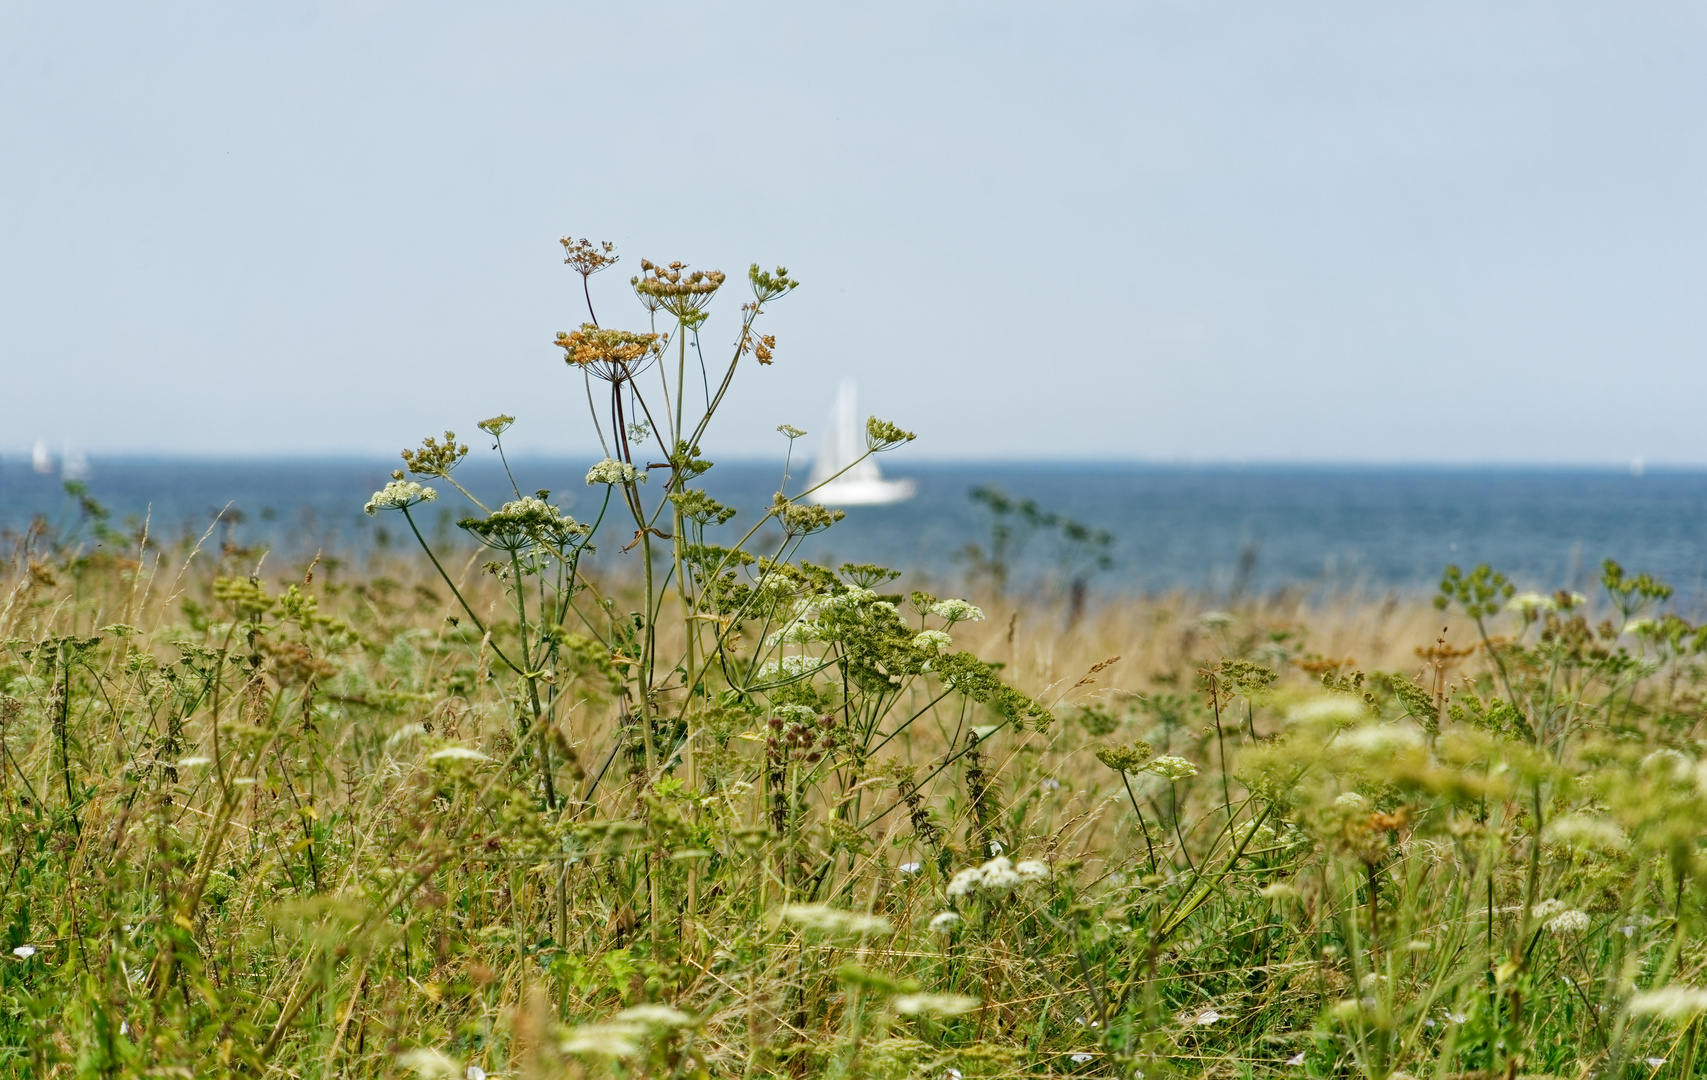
[
  {"x1": 754, "y1": 655, "x2": 823, "y2": 682},
  {"x1": 929, "y1": 911, "x2": 961, "y2": 933},
  {"x1": 586, "y1": 458, "x2": 643, "y2": 485},
  {"x1": 365, "y1": 479, "x2": 438, "y2": 515},
  {"x1": 930, "y1": 599, "x2": 984, "y2": 623},
  {"x1": 912, "y1": 630, "x2": 953, "y2": 654},
  {"x1": 427, "y1": 747, "x2": 491, "y2": 763},
  {"x1": 1095, "y1": 741, "x2": 1153, "y2": 774},
  {"x1": 466, "y1": 1068, "x2": 486, "y2": 1080},
  {"x1": 558, "y1": 1024, "x2": 641, "y2": 1058},
  {"x1": 396, "y1": 1049, "x2": 461, "y2": 1078},
  {"x1": 946, "y1": 856, "x2": 1028, "y2": 899},
  {"x1": 1334, "y1": 792, "x2": 1368, "y2": 811},
  {"x1": 555, "y1": 323, "x2": 662, "y2": 380},
  {"x1": 12, "y1": 945, "x2": 35, "y2": 958},
  {"x1": 1286, "y1": 1052, "x2": 1306, "y2": 1066},
  {"x1": 777, "y1": 424, "x2": 807, "y2": 439},
  {"x1": 632, "y1": 260, "x2": 726, "y2": 318},
  {"x1": 1143, "y1": 756, "x2": 1198, "y2": 781},
  {"x1": 1197, "y1": 610, "x2": 1235, "y2": 630},
  {"x1": 1546, "y1": 909, "x2": 1590, "y2": 933},
  {"x1": 1189, "y1": 1009, "x2": 1221, "y2": 1025},
  {"x1": 892, "y1": 993, "x2": 980, "y2": 1016},
  {"x1": 1071, "y1": 1053, "x2": 1096, "y2": 1064},
  {"x1": 614, "y1": 1004, "x2": 694, "y2": 1029},
  {"x1": 775, "y1": 903, "x2": 892, "y2": 937},
  {"x1": 899, "y1": 862, "x2": 922, "y2": 874},
  {"x1": 1040, "y1": 778, "x2": 1060, "y2": 792},
  {"x1": 1646, "y1": 1058, "x2": 1668, "y2": 1069},
  {"x1": 176, "y1": 756, "x2": 212, "y2": 768},
  {"x1": 1014, "y1": 859, "x2": 1051, "y2": 883},
  {"x1": 560, "y1": 236, "x2": 617, "y2": 277}
]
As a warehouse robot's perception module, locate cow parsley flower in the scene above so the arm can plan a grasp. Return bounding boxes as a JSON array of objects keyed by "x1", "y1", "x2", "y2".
[
  {"x1": 1545, "y1": 909, "x2": 1590, "y2": 934},
  {"x1": 929, "y1": 911, "x2": 962, "y2": 933},
  {"x1": 946, "y1": 856, "x2": 1035, "y2": 899},
  {"x1": 1014, "y1": 859, "x2": 1051, "y2": 883},
  {"x1": 585, "y1": 458, "x2": 643, "y2": 485},
  {"x1": 1143, "y1": 756, "x2": 1198, "y2": 781},
  {"x1": 929, "y1": 599, "x2": 984, "y2": 623},
  {"x1": 365, "y1": 479, "x2": 438, "y2": 515},
  {"x1": 754, "y1": 655, "x2": 822, "y2": 682},
  {"x1": 912, "y1": 630, "x2": 953, "y2": 654}
]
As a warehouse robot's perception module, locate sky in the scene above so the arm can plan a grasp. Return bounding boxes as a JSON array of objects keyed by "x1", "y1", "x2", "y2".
[{"x1": 1, "y1": 2, "x2": 1704, "y2": 465}]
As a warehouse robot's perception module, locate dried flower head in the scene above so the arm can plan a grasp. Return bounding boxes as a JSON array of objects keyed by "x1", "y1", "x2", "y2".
[
  {"x1": 556, "y1": 323, "x2": 663, "y2": 382},
  {"x1": 561, "y1": 237, "x2": 618, "y2": 277},
  {"x1": 866, "y1": 415, "x2": 916, "y2": 452},
  {"x1": 632, "y1": 260, "x2": 726, "y2": 319},
  {"x1": 477, "y1": 415, "x2": 515, "y2": 437}
]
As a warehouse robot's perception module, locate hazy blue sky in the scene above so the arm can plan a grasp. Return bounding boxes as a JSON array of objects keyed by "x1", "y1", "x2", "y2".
[{"x1": 2, "y1": 2, "x2": 1703, "y2": 464}]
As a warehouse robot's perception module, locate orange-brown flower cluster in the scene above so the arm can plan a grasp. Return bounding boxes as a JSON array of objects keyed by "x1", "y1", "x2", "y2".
[
  {"x1": 560, "y1": 237, "x2": 618, "y2": 277},
  {"x1": 555, "y1": 323, "x2": 662, "y2": 381},
  {"x1": 632, "y1": 259, "x2": 725, "y2": 317}
]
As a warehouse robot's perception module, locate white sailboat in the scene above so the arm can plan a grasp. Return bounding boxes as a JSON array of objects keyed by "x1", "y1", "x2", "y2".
[
  {"x1": 31, "y1": 441, "x2": 54, "y2": 475},
  {"x1": 806, "y1": 381, "x2": 915, "y2": 506}
]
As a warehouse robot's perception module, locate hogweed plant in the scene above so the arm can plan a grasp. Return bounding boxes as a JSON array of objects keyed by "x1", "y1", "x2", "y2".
[{"x1": 6, "y1": 239, "x2": 1707, "y2": 1079}]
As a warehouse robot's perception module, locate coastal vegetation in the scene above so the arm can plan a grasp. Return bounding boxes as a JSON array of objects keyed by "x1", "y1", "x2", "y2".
[{"x1": 3, "y1": 240, "x2": 1707, "y2": 1079}]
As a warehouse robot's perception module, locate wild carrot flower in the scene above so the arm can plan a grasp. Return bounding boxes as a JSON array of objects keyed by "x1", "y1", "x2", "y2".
[
  {"x1": 930, "y1": 599, "x2": 984, "y2": 623},
  {"x1": 586, "y1": 458, "x2": 642, "y2": 485},
  {"x1": 912, "y1": 630, "x2": 952, "y2": 653},
  {"x1": 365, "y1": 480, "x2": 438, "y2": 515},
  {"x1": 929, "y1": 912, "x2": 961, "y2": 933},
  {"x1": 1143, "y1": 756, "x2": 1198, "y2": 781},
  {"x1": 946, "y1": 856, "x2": 1029, "y2": 899},
  {"x1": 1545, "y1": 909, "x2": 1590, "y2": 934}
]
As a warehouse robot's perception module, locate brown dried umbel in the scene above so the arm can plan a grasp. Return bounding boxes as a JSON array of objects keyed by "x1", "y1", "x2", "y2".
[
  {"x1": 401, "y1": 431, "x2": 468, "y2": 478},
  {"x1": 632, "y1": 259, "x2": 725, "y2": 319},
  {"x1": 555, "y1": 323, "x2": 663, "y2": 382}
]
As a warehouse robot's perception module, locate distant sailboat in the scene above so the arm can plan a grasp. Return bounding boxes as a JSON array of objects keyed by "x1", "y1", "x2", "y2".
[
  {"x1": 31, "y1": 441, "x2": 54, "y2": 476},
  {"x1": 807, "y1": 381, "x2": 915, "y2": 506}
]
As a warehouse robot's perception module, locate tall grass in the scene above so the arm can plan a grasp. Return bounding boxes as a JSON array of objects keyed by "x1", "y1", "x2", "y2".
[{"x1": 3, "y1": 237, "x2": 1706, "y2": 1080}]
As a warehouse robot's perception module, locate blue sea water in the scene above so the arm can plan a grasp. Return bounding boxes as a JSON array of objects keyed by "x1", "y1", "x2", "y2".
[{"x1": 3, "y1": 457, "x2": 1705, "y2": 605}]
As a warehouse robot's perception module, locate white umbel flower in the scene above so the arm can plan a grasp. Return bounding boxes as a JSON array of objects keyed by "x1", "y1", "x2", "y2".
[
  {"x1": 892, "y1": 992, "x2": 980, "y2": 1016},
  {"x1": 585, "y1": 458, "x2": 643, "y2": 485},
  {"x1": 1143, "y1": 756, "x2": 1198, "y2": 781},
  {"x1": 946, "y1": 855, "x2": 1042, "y2": 900},
  {"x1": 365, "y1": 480, "x2": 438, "y2": 515},
  {"x1": 775, "y1": 903, "x2": 892, "y2": 937},
  {"x1": 928, "y1": 911, "x2": 961, "y2": 933},
  {"x1": 929, "y1": 599, "x2": 984, "y2": 623},
  {"x1": 1545, "y1": 909, "x2": 1590, "y2": 934},
  {"x1": 912, "y1": 630, "x2": 953, "y2": 653}
]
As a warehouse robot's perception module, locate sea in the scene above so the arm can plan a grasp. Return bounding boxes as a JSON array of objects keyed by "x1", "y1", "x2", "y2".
[{"x1": 4, "y1": 456, "x2": 1706, "y2": 607}]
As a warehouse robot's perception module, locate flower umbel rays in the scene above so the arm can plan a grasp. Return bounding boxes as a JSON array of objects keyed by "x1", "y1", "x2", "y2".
[
  {"x1": 586, "y1": 458, "x2": 643, "y2": 486},
  {"x1": 365, "y1": 480, "x2": 438, "y2": 515}
]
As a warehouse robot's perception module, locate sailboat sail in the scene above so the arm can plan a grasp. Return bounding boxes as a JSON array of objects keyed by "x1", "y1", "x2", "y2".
[{"x1": 807, "y1": 381, "x2": 915, "y2": 505}]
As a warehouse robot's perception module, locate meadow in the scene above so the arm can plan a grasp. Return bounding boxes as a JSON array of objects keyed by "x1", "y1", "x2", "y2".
[{"x1": 4, "y1": 241, "x2": 1707, "y2": 1079}]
